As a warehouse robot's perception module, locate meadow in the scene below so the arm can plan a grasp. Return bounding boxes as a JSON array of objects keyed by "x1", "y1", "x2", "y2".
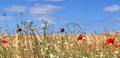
[{"x1": 0, "y1": 14, "x2": 120, "y2": 58}]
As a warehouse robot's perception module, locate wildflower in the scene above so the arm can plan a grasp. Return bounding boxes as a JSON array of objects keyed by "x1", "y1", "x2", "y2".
[
  {"x1": 49, "y1": 54, "x2": 55, "y2": 58},
  {"x1": 105, "y1": 37, "x2": 115, "y2": 44},
  {"x1": 60, "y1": 28, "x2": 64, "y2": 33},
  {"x1": 26, "y1": 20, "x2": 32, "y2": 23},
  {"x1": 47, "y1": 44, "x2": 50, "y2": 46},
  {"x1": 47, "y1": 19, "x2": 55, "y2": 25},
  {"x1": 100, "y1": 52, "x2": 103, "y2": 57},
  {"x1": 1, "y1": 39, "x2": 7, "y2": 44},
  {"x1": 12, "y1": 42, "x2": 18, "y2": 47},
  {"x1": 115, "y1": 51, "x2": 119, "y2": 54},
  {"x1": 57, "y1": 41, "x2": 61, "y2": 44},
  {"x1": 114, "y1": 44, "x2": 119, "y2": 48},
  {"x1": 70, "y1": 44, "x2": 73, "y2": 47},
  {"x1": 17, "y1": 28, "x2": 22, "y2": 32},
  {"x1": 41, "y1": 23, "x2": 46, "y2": 29},
  {"x1": 118, "y1": 55, "x2": 120, "y2": 58},
  {"x1": 77, "y1": 34, "x2": 83, "y2": 40}
]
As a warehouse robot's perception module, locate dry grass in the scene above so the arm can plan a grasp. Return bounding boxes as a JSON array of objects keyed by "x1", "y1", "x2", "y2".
[
  {"x1": 0, "y1": 32, "x2": 120, "y2": 58},
  {"x1": 0, "y1": 14, "x2": 120, "y2": 58}
]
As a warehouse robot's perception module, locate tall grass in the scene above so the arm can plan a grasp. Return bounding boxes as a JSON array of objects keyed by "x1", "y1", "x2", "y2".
[{"x1": 0, "y1": 13, "x2": 120, "y2": 58}]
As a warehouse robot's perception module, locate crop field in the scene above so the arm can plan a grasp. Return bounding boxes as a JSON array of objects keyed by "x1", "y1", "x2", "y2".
[
  {"x1": 0, "y1": 18, "x2": 120, "y2": 58},
  {"x1": 1, "y1": 0, "x2": 120, "y2": 58}
]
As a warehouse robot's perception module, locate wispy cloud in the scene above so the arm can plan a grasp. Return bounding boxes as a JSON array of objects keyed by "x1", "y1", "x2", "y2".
[
  {"x1": 29, "y1": 4, "x2": 63, "y2": 20},
  {"x1": 2, "y1": 5, "x2": 26, "y2": 12},
  {"x1": 104, "y1": 4, "x2": 120, "y2": 12},
  {"x1": 43, "y1": 0, "x2": 63, "y2": 2},
  {"x1": 0, "y1": 16, "x2": 11, "y2": 20},
  {"x1": 29, "y1": 4, "x2": 62, "y2": 15}
]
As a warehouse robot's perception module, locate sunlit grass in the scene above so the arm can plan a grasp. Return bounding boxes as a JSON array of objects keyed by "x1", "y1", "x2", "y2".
[{"x1": 0, "y1": 13, "x2": 120, "y2": 58}]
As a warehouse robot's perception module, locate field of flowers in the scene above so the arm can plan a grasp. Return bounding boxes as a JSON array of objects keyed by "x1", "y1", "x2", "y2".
[{"x1": 0, "y1": 14, "x2": 120, "y2": 58}]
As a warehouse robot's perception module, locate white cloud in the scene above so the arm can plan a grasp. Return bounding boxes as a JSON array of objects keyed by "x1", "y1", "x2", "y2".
[
  {"x1": 104, "y1": 4, "x2": 120, "y2": 12},
  {"x1": 28, "y1": 4, "x2": 63, "y2": 22},
  {"x1": 29, "y1": 4, "x2": 62, "y2": 20},
  {"x1": 0, "y1": 16, "x2": 11, "y2": 20},
  {"x1": 43, "y1": 0, "x2": 63, "y2": 2},
  {"x1": 29, "y1": 4, "x2": 62, "y2": 15},
  {"x1": 2, "y1": 5, "x2": 26, "y2": 12}
]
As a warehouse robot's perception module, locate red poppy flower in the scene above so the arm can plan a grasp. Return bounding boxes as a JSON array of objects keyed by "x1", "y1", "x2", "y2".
[
  {"x1": 1, "y1": 39, "x2": 7, "y2": 44},
  {"x1": 105, "y1": 37, "x2": 115, "y2": 44},
  {"x1": 118, "y1": 55, "x2": 120, "y2": 58},
  {"x1": 77, "y1": 34, "x2": 83, "y2": 40},
  {"x1": 60, "y1": 28, "x2": 64, "y2": 33},
  {"x1": 114, "y1": 44, "x2": 119, "y2": 48},
  {"x1": 17, "y1": 28, "x2": 22, "y2": 32}
]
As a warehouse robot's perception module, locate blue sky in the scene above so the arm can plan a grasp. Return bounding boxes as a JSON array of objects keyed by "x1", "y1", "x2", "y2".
[{"x1": 0, "y1": 0, "x2": 120, "y2": 34}]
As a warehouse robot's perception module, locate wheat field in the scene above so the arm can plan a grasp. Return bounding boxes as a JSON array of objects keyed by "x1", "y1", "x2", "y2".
[
  {"x1": 0, "y1": 18, "x2": 120, "y2": 58},
  {"x1": 0, "y1": 31, "x2": 120, "y2": 58}
]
